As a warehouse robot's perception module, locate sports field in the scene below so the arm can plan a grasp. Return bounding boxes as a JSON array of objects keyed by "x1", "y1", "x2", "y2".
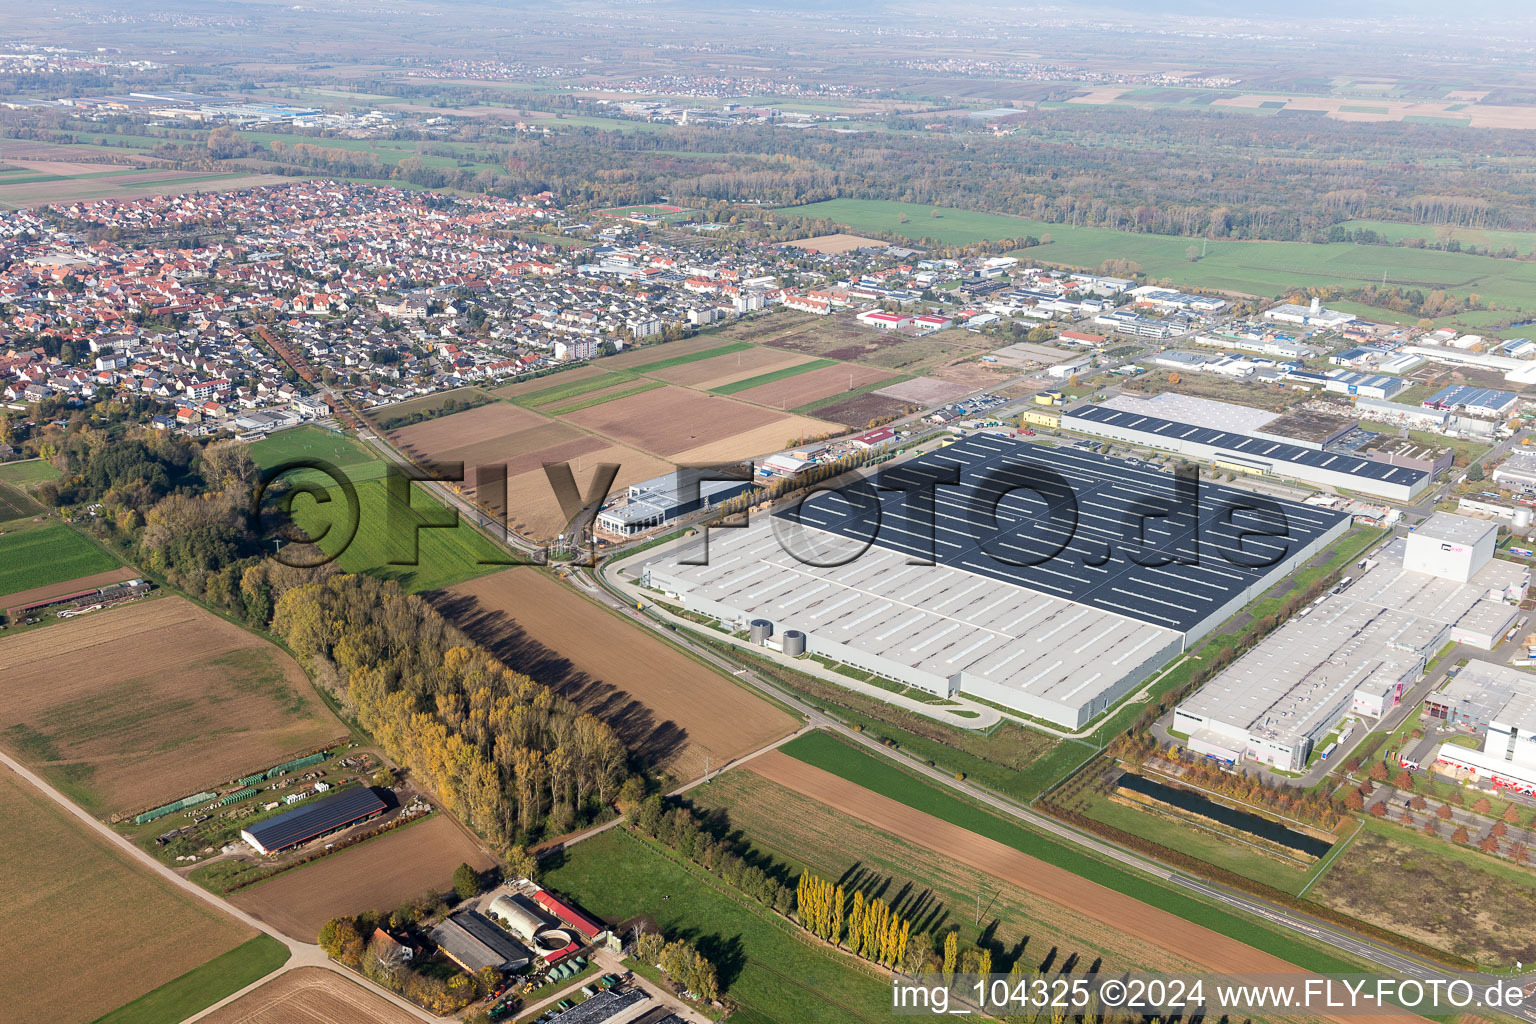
[
  {"x1": 0, "y1": 597, "x2": 347, "y2": 814},
  {"x1": 0, "y1": 761, "x2": 257, "y2": 1024},
  {"x1": 284, "y1": 473, "x2": 511, "y2": 592},
  {"x1": 441, "y1": 568, "x2": 798, "y2": 781},
  {"x1": 249, "y1": 424, "x2": 381, "y2": 473},
  {"x1": 0, "y1": 523, "x2": 119, "y2": 596},
  {"x1": 230, "y1": 814, "x2": 497, "y2": 940},
  {"x1": 195, "y1": 967, "x2": 421, "y2": 1024},
  {"x1": 780, "y1": 199, "x2": 1536, "y2": 308}
]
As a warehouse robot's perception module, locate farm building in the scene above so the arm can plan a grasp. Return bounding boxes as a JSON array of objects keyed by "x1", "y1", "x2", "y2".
[
  {"x1": 1175, "y1": 514, "x2": 1527, "y2": 770},
  {"x1": 487, "y1": 893, "x2": 551, "y2": 942},
  {"x1": 642, "y1": 433, "x2": 1347, "y2": 728},
  {"x1": 430, "y1": 911, "x2": 533, "y2": 973},
  {"x1": 1062, "y1": 394, "x2": 1431, "y2": 501},
  {"x1": 240, "y1": 786, "x2": 386, "y2": 856}
]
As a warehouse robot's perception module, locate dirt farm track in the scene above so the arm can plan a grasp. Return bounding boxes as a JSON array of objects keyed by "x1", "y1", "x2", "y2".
[
  {"x1": 747, "y1": 751, "x2": 1426, "y2": 1024},
  {"x1": 198, "y1": 967, "x2": 421, "y2": 1024},
  {"x1": 440, "y1": 568, "x2": 797, "y2": 781}
]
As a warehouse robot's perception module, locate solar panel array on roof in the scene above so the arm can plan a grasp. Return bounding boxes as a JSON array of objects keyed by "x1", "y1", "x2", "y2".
[
  {"x1": 242, "y1": 786, "x2": 385, "y2": 854},
  {"x1": 1068, "y1": 403, "x2": 1428, "y2": 488},
  {"x1": 774, "y1": 434, "x2": 1349, "y2": 634}
]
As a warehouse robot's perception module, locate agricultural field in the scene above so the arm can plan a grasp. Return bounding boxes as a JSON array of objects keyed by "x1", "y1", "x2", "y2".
[
  {"x1": 90, "y1": 936, "x2": 290, "y2": 1024},
  {"x1": 1339, "y1": 220, "x2": 1536, "y2": 256},
  {"x1": 0, "y1": 459, "x2": 61, "y2": 486},
  {"x1": 650, "y1": 345, "x2": 812, "y2": 389},
  {"x1": 562, "y1": 385, "x2": 838, "y2": 459},
  {"x1": 780, "y1": 199, "x2": 1536, "y2": 310},
  {"x1": 0, "y1": 762, "x2": 260, "y2": 1024},
  {"x1": 1309, "y1": 824, "x2": 1536, "y2": 965},
  {"x1": 778, "y1": 733, "x2": 1370, "y2": 978},
  {"x1": 0, "y1": 597, "x2": 347, "y2": 815},
  {"x1": 440, "y1": 568, "x2": 797, "y2": 781},
  {"x1": 492, "y1": 364, "x2": 608, "y2": 399},
  {"x1": 725, "y1": 362, "x2": 893, "y2": 408},
  {"x1": 730, "y1": 312, "x2": 992, "y2": 374},
  {"x1": 0, "y1": 566, "x2": 141, "y2": 615},
  {"x1": 540, "y1": 827, "x2": 939, "y2": 1024},
  {"x1": 196, "y1": 967, "x2": 422, "y2": 1024},
  {"x1": 689, "y1": 768, "x2": 1224, "y2": 980},
  {"x1": 230, "y1": 814, "x2": 496, "y2": 940},
  {"x1": 0, "y1": 479, "x2": 44, "y2": 523},
  {"x1": 0, "y1": 523, "x2": 120, "y2": 596},
  {"x1": 0, "y1": 146, "x2": 288, "y2": 209}
]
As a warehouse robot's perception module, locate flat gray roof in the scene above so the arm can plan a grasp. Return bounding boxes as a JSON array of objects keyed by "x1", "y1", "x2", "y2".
[
  {"x1": 1413, "y1": 511, "x2": 1497, "y2": 547},
  {"x1": 1180, "y1": 538, "x2": 1528, "y2": 746},
  {"x1": 648, "y1": 517, "x2": 1181, "y2": 708}
]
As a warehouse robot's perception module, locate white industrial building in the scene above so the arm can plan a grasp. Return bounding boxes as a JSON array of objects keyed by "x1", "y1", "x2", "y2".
[
  {"x1": 1262, "y1": 297, "x2": 1355, "y2": 329},
  {"x1": 639, "y1": 434, "x2": 1347, "y2": 728},
  {"x1": 1430, "y1": 663, "x2": 1536, "y2": 795},
  {"x1": 1494, "y1": 452, "x2": 1536, "y2": 494},
  {"x1": 1175, "y1": 514, "x2": 1527, "y2": 770}
]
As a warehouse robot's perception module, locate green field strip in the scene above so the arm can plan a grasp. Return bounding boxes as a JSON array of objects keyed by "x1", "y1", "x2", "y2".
[
  {"x1": 546, "y1": 378, "x2": 667, "y2": 416},
  {"x1": 792, "y1": 373, "x2": 913, "y2": 416},
  {"x1": 88, "y1": 934, "x2": 289, "y2": 1024},
  {"x1": 0, "y1": 523, "x2": 121, "y2": 596},
  {"x1": 708, "y1": 358, "x2": 838, "y2": 395},
  {"x1": 780, "y1": 731, "x2": 1368, "y2": 976},
  {"x1": 0, "y1": 459, "x2": 61, "y2": 486},
  {"x1": 622, "y1": 340, "x2": 754, "y2": 375},
  {"x1": 514, "y1": 371, "x2": 637, "y2": 407}
]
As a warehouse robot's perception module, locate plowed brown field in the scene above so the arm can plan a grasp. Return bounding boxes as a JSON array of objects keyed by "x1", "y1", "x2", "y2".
[
  {"x1": 0, "y1": 597, "x2": 346, "y2": 814},
  {"x1": 231, "y1": 814, "x2": 496, "y2": 941},
  {"x1": 0, "y1": 762, "x2": 252, "y2": 1024},
  {"x1": 440, "y1": 569, "x2": 796, "y2": 780},
  {"x1": 748, "y1": 751, "x2": 1422, "y2": 1024},
  {"x1": 731, "y1": 364, "x2": 893, "y2": 409},
  {"x1": 198, "y1": 967, "x2": 420, "y2": 1024}
]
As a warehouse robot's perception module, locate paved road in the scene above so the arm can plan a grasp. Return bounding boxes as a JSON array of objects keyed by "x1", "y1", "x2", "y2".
[{"x1": 0, "y1": 749, "x2": 439, "y2": 1024}]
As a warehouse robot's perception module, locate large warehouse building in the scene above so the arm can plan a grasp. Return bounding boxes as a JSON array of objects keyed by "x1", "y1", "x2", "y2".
[
  {"x1": 1175, "y1": 514, "x2": 1528, "y2": 770},
  {"x1": 1062, "y1": 394, "x2": 1431, "y2": 501},
  {"x1": 642, "y1": 434, "x2": 1348, "y2": 728}
]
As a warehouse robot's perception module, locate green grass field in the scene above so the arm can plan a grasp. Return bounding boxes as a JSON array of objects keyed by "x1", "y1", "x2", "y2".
[
  {"x1": 779, "y1": 199, "x2": 1536, "y2": 308},
  {"x1": 0, "y1": 460, "x2": 61, "y2": 486},
  {"x1": 248, "y1": 425, "x2": 380, "y2": 473},
  {"x1": 710, "y1": 358, "x2": 837, "y2": 395},
  {"x1": 546, "y1": 379, "x2": 666, "y2": 416},
  {"x1": 542, "y1": 828, "x2": 942, "y2": 1024},
  {"x1": 0, "y1": 524, "x2": 119, "y2": 596},
  {"x1": 87, "y1": 935, "x2": 289, "y2": 1024},
  {"x1": 780, "y1": 732, "x2": 1368, "y2": 975},
  {"x1": 285, "y1": 474, "x2": 509, "y2": 592},
  {"x1": 514, "y1": 371, "x2": 637, "y2": 407},
  {"x1": 1341, "y1": 220, "x2": 1536, "y2": 255},
  {"x1": 620, "y1": 341, "x2": 754, "y2": 375}
]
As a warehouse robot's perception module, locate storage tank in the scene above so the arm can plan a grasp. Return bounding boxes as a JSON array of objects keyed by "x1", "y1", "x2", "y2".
[
  {"x1": 750, "y1": 619, "x2": 774, "y2": 644},
  {"x1": 1515, "y1": 506, "x2": 1534, "y2": 529},
  {"x1": 782, "y1": 630, "x2": 806, "y2": 657}
]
